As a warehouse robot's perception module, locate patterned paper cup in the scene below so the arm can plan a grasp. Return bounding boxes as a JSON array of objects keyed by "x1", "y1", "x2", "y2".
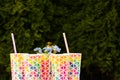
[
  {"x1": 10, "y1": 53, "x2": 50, "y2": 80},
  {"x1": 50, "y1": 53, "x2": 82, "y2": 80}
]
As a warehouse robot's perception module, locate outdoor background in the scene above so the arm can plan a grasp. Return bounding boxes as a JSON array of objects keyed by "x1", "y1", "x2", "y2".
[{"x1": 0, "y1": 0, "x2": 120, "y2": 80}]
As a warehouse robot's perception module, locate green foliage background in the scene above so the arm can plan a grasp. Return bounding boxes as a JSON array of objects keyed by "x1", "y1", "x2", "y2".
[{"x1": 0, "y1": 0, "x2": 120, "y2": 80}]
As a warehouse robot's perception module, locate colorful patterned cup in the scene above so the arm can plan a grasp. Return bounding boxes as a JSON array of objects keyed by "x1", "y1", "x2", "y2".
[
  {"x1": 50, "y1": 53, "x2": 81, "y2": 80},
  {"x1": 10, "y1": 53, "x2": 50, "y2": 80}
]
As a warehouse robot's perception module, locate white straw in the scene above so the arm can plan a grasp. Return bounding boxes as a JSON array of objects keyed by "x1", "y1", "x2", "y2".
[
  {"x1": 11, "y1": 33, "x2": 17, "y2": 53},
  {"x1": 63, "y1": 32, "x2": 70, "y2": 53}
]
